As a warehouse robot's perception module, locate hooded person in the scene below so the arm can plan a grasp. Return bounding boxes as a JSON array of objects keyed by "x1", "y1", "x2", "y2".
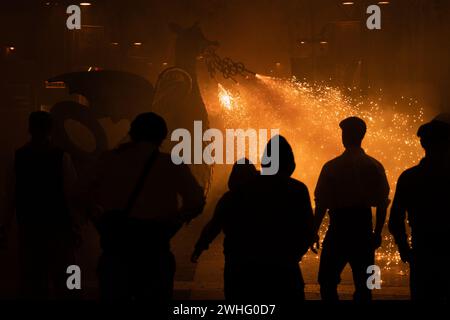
[
  {"x1": 191, "y1": 158, "x2": 259, "y2": 299},
  {"x1": 197, "y1": 135, "x2": 314, "y2": 301}
]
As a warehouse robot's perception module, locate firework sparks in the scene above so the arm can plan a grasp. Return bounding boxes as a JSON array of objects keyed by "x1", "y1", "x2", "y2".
[
  {"x1": 204, "y1": 75, "x2": 426, "y2": 275},
  {"x1": 218, "y1": 83, "x2": 234, "y2": 110}
]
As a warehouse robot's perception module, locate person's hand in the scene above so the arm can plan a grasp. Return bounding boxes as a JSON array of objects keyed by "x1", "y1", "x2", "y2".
[
  {"x1": 398, "y1": 244, "x2": 412, "y2": 263},
  {"x1": 190, "y1": 248, "x2": 203, "y2": 263},
  {"x1": 310, "y1": 234, "x2": 320, "y2": 254},
  {"x1": 371, "y1": 232, "x2": 383, "y2": 250}
]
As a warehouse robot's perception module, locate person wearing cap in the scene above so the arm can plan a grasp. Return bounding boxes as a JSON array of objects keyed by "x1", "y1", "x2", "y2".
[
  {"x1": 88, "y1": 112, "x2": 205, "y2": 301},
  {"x1": 389, "y1": 116, "x2": 450, "y2": 302},
  {"x1": 312, "y1": 116, "x2": 390, "y2": 301}
]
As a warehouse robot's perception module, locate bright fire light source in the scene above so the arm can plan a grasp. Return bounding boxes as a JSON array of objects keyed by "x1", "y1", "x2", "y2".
[
  {"x1": 218, "y1": 83, "x2": 234, "y2": 110},
  {"x1": 342, "y1": 1, "x2": 354, "y2": 5},
  {"x1": 134, "y1": 42, "x2": 143, "y2": 46},
  {"x1": 79, "y1": 2, "x2": 92, "y2": 6}
]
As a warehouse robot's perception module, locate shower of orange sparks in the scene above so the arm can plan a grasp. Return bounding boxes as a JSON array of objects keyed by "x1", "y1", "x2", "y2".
[{"x1": 204, "y1": 75, "x2": 428, "y2": 272}]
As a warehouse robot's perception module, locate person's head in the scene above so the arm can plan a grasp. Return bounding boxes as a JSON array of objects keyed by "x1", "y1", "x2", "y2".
[
  {"x1": 228, "y1": 158, "x2": 259, "y2": 191},
  {"x1": 261, "y1": 135, "x2": 295, "y2": 177},
  {"x1": 417, "y1": 118, "x2": 450, "y2": 157},
  {"x1": 340, "y1": 116, "x2": 367, "y2": 149},
  {"x1": 129, "y1": 112, "x2": 168, "y2": 146},
  {"x1": 28, "y1": 111, "x2": 53, "y2": 142}
]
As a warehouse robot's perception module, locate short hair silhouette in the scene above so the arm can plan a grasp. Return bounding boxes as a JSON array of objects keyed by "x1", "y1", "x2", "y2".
[
  {"x1": 340, "y1": 116, "x2": 366, "y2": 148},
  {"x1": 28, "y1": 111, "x2": 53, "y2": 139},
  {"x1": 262, "y1": 135, "x2": 296, "y2": 177},
  {"x1": 417, "y1": 119, "x2": 450, "y2": 152},
  {"x1": 129, "y1": 112, "x2": 168, "y2": 145}
]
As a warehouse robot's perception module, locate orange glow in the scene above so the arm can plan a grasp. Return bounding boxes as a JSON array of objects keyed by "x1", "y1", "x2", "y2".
[{"x1": 204, "y1": 76, "x2": 426, "y2": 271}]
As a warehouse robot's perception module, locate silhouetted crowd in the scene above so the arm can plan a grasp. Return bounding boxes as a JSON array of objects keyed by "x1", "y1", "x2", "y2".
[{"x1": 0, "y1": 110, "x2": 449, "y2": 303}]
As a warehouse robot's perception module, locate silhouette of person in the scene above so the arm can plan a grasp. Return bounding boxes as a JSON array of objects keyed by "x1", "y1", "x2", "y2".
[
  {"x1": 191, "y1": 158, "x2": 259, "y2": 299},
  {"x1": 312, "y1": 117, "x2": 390, "y2": 301},
  {"x1": 89, "y1": 112, "x2": 205, "y2": 301},
  {"x1": 389, "y1": 116, "x2": 450, "y2": 302},
  {"x1": 195, "y1": 135, "x2": 313, "y2": 301},
  {"x1": 0, "y1": 111, "x2": 79, "y2": 299}
]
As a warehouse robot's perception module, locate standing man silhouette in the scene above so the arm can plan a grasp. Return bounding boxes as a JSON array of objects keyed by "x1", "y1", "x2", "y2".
[
  {"x1": 89, "y1": 112, "x2": 205, "y2": 301},
  {"x1": 312, "y1": 117, "x2": 390, "y2": 301},
  {"x1": 0, "y1": 111, "x2": 78, "y2": 299},
  {"x1": 389, "y1": 116, "x2": 450, "y2": 302}
]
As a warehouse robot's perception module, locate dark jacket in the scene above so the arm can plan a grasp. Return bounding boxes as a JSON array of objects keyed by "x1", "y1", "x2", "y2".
[{"x1": 15, "y1": 143, "x2": 68, "y2": 225}]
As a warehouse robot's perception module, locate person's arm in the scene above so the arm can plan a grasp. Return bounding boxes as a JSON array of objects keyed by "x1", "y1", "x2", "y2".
[
  {"x1": 311, "y1": 165, "x2": 330, "y2": 253},
  {"x1": 311, "y1": 205, "x2": 327, "y2": 253},
  {"x1": 296, "y1": 185, "x2": 315, "y2": 258},
  {"x1": 177, "y1": 163, "x2": 206, "y2": 223},
  {"x1": 373, "y1": 203, "x2": 388, "y2": 249},
  {"x1": 374, "y1": 205, "x2": 388, "y2": 236},
  {"x1": 191, "y1": 195, "x2": 227, "y2": 262},
  {"x1": 373, "y1": 165, "x2": 390, "y2": 249},
  {"x1": 388, "y1": 174, "x2": 411, "y2": 262},
  {"x1": 312, "y1": 206, "x2": 327, "y2": 236}
]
